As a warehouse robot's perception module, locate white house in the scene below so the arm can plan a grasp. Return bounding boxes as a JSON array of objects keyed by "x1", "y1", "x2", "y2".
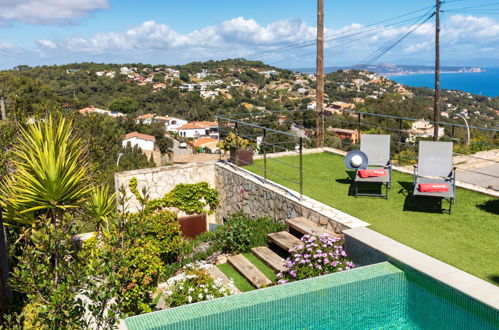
[
  {"x1": 154, "y1": 116, "x2": 188, "y2": 131},
  {"x1": 135, "y1": 113, "x2": 156, "y2": 125},
  {"x1": 177, "y1": 121, "x2": 218, "y2": 138},
  {"x1": 122, "y1": 132, "x2": 156, "y2": 151},
  {"x1": 200, "y1": 90, "x2": 219, "y2": 99},
  {"x1": 407, "y1": 119, "x2": 445, "y2": 142},
  {"x1": 120, "y1": 67, "x2": 131, "y2": 74},
  {"x1": 78, "y1": 106, "x2": 124, "y2": 118}
]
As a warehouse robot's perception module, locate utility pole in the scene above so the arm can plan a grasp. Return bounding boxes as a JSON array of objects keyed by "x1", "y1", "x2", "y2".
[
  {"x1": 316, "y1": 0, "x2": 325, "y2": 147},
  {"x1": 0, "y1": 90, "x2": 6, "y2": 120},
  {"x1": 433, "y1": 0, "x2": 441, "y2": 141}
]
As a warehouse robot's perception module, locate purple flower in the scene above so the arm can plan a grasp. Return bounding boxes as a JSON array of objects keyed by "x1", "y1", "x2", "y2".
[
  {"x1": 323, "y1": 259, "x2": 329, "y2": 264},
  {"x1": 300, "y1": 260, "x2": 306, "y2": 264},
  {"x1": 316, "y1": 265, "x2": 322, "y2": 270},
  {"x1": 341, "y1": 251, "x2": 347, "y2": 257},
  {"x1": 290, "y1": 270, "x2": 297, "y2": 278},
  {"x1": 278, "y1": 279, "x2": 288, "y2": 285},
  {"x1": 332, "y1": 261, "x2": 338, "y2": 267},
  {"x1": 277, "y1": 272, "x2": 282, "y2": 279},
  {"x1": 338, "y1": 267, "x2": 343, "y2": 271}
]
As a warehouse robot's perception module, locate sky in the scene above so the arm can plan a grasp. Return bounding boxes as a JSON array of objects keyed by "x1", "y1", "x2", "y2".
[{"x1": 1, "y1": 0, "x2": 499, "y2": 69}]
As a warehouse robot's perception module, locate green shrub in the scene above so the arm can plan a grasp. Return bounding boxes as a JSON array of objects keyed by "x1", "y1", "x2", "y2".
[
  {"x1": 161, "y1": 262, "x2": 235, "y2": 308},
  {"x1": 214, "y1": 213, "x2": 287, "y2": 254},
  {"x1": 139, "y1": 210, "x2": 185, "y2": 264},
  {"x1": 395, "y1": 150, "x2": 417, "y2": 166},
  {"x1": 146, "y1": 182, "x2": 219, "y2": 215}
]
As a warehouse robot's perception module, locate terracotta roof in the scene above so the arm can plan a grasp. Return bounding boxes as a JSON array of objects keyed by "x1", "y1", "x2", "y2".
[
  {"x1": 123, "y1": 132, "x2": 156, "y2": 142},
  {"x1": 78, "y1": 105, "x2": 106, "y2": 114},
  {"x1": 136, "y1": 113, "x2": 156, "y2": 120},
  {"x1": 327, "y1": 128, "x2": 357, "y2": 134},
  {"x1": 154, "y1": 116, "x2": 172, "y2": 121},
  {"x1": 193, "y1": 137, "x2": 217, "y2": 147},
  {"x1": 178, "y1": 121, "x2": 218, "y2": 130}
]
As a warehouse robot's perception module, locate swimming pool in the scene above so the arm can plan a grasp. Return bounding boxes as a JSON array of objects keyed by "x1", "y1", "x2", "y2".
[{"x1": 124, "y1": 262, "x2": 498, "y2": 329}]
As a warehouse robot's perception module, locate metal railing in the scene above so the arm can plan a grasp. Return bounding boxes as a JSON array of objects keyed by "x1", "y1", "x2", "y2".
[
  {"x1": 216, "y1": 115, "x2": 305, "y2": 199},
  {"x1": 216, "y1": 108, "x2": 499, "y2": 191}
]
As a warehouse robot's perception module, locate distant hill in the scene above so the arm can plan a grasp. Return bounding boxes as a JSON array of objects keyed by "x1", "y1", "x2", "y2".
[{"x1": 292, "y1": 63, "x2": 484, "y2": 75}]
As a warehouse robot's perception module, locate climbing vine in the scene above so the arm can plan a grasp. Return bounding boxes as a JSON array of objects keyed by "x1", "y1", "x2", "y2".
[{"x1": 141, "y1": 181, "x2": 218, "y2": 215}]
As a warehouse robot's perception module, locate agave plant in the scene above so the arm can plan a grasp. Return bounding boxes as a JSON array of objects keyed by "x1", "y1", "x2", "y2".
[
  {"x1": 0, "y1": 115, "x2": 91, "y2": 225},
  {"x1": 84, "y1": 185, "x2": 116, "y2": 233}
]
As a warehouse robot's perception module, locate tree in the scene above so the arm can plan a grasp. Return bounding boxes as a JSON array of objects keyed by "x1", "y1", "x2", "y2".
[
  {"x1": 84, "y1": 185, "x2": 116, "y2": 235},
  {"x1": 108, "y1": 97, "x2": 139, "y2": 114},
  {"x1": 0, "y1": 115, "x2": 91, "y2": 225},
  {"x1": 179, "y1": 71, "x2": 190, "y2": 82}
]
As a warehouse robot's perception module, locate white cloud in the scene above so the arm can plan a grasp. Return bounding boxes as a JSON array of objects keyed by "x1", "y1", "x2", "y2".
[
  {"x1": 23, "y1": 14, "x2": 499, "y2": 66},
  {"x1": 0, "y1": 40, "x2": 23, "y2": 57},
  {"x1": 37, "y1": 40, "x2": 57, "y2": 49},
  {"x1": 444, "y1": 15, "x2": 499, "y2": 45},
  {"x1": 0, "y1": 0, "x2": 110, "y2": 26}
]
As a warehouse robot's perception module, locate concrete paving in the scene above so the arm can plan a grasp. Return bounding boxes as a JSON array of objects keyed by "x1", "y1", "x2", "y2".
[
  {"x1": 456, "y1": 163, "x2": 499, "y2": 191},
  {"x1": 171, "y1": 138, "x2": 192, "y2": 161}
]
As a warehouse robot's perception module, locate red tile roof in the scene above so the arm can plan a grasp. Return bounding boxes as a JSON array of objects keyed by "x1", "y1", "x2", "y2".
[
  {"x1": 123, "y1": 132, "x2": 156, "y2": 142},
  {"x1": 178, "y1": 121, "x2": 218, "y2": 130},
  {"x1": 136, "y1": 113, "x2": 156, "y2": 120},
  {"x1": 193, "y1": 137, "x2": 217, "y2": 147}
]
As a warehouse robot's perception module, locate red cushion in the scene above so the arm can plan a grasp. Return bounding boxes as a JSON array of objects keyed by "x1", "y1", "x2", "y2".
[
  {"x1": 358, "y1": 169, "x2": 387, "y2": 178},
  {"x1": 418, "y1": 183, "x2": 449, "y2": 192}
]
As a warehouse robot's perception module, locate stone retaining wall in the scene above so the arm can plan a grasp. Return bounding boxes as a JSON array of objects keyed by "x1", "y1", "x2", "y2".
[
  {"x1": 215, "y1": 162, "x2": 369, "y2": 233},
  {"x1": 114, "y1": 162, "x2": 216, "y2": 212}
]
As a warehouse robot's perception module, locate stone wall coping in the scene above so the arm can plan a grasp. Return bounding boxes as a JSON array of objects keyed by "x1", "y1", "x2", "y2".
[
  {"x1": 115, "y1": 161, "x2": 216, "y2": 177},
  {"x1": 215, "y1": 162, "x2": 370, "y2": 229},
  {"x1": 343, "y1": 227, "x2": 499, "y2": 310}
]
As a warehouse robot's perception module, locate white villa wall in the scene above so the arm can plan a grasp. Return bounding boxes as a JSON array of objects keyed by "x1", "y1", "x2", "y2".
[
  {"x1": 114, "y1": 162, "x2": 216, "y2": 212},
  {"x1": 178, "y1": 128, "x2": 208, "y2": 138},
  {"x1": 122, "y1": 137, "x2": 155, "y2": 151},
  {"x1": 166, "y1": 118, "x2": 188, "y2": 131}
]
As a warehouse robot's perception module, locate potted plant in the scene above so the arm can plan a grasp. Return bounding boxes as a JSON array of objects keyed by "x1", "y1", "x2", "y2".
[{"x1": 217, "y1": 132, "x2": 254, "y2": 166}]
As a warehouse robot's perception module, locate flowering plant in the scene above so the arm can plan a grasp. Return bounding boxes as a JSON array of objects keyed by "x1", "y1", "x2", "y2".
[
  {"x1": 277, "y1": 234, "x2": 354, "y2": 284},
  {"x1": 161, "y1": 261, "x2": 236, "y2": 308}
]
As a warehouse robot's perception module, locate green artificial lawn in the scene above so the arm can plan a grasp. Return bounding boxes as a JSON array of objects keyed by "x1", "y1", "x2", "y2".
[
  {"x1": 246, "y1": 152, "x2": 499, "y2": 285},
  {"x1": 242, "y1": 253, "x2": 277, "y2": 283},
  {"x1": 217, "y1": 264, "x2": 254, "y2": 292}
]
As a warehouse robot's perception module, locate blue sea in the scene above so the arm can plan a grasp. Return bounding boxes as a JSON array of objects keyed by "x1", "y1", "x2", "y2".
[{"x1": 387, "y1": 67, "x2": 499, "y2": 97}]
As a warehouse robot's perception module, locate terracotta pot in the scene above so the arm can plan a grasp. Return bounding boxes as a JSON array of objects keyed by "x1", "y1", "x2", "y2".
[
  {"x1": 229, "y1": 149, "x2": 254, "y2": 166},
  {"x1": 177, "y1": 214, "x2": 207, "y2": 238}
]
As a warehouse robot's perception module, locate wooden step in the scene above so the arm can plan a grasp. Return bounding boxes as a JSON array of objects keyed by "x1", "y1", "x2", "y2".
[
  {"x1": 285, "y1": 217, "x2": 343, "y2": 239},
  {"x1": 207, "y1": 266, "x2": 240, "y2": 293},
  {"x1": 267, "y1": 231, "x2": 303, "y2": 252},
  {"x1": 227, "y1": 254, "x2": 272, "y2": 289},
  {"x1": 251, "y1": 246, "x2": 287, "y2": 272}
]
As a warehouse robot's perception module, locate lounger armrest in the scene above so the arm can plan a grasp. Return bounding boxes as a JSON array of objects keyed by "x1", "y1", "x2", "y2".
[
  {"x1": 413, "y1": 165, "x2": 418, "y2": 183},
  {"x1": 450, "y1": 166, "x2": 457, "y2": 183}
]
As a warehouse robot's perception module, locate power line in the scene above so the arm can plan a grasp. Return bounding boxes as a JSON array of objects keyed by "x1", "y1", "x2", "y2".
[
  {"x1": 267, "y1": 12, "x2": 433, "y2": 66},
  {"x1": 244, "y1": 4, "x2": 437, "y2": 60},
  {"x1": 356, "y1": 8, "x2": 436, "y2": 66}
]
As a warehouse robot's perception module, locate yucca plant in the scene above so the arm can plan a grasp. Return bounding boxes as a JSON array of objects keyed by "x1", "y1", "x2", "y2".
[
  {"x1": 84, "y1": 185, "x2": 116, "y2": 234},
  {"x1": 0, "y1": 115, "x2": 91, "y2": 225}
]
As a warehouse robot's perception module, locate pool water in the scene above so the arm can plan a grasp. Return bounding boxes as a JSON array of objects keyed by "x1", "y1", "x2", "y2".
[{"x1": 125, "y1": 262, "x2": 498, "y2": 329}]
